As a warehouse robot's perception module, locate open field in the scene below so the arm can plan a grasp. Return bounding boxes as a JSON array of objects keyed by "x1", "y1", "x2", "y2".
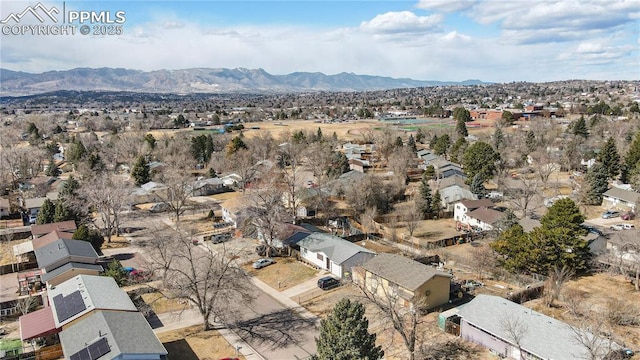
[
  {"x1": 157, "y1": 325, "x2": 245, "y2": 360},
  {"x1": 141, "y1": 292, "x2": 190, "y2": 314},
  {"x1": 244, "y1": 258, "x2": 319, "y2": 291}
]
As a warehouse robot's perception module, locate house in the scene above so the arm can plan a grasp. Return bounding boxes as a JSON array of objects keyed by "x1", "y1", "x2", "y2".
[
  {"x1": 325, "y1": 170, "x2": 367, "y2": 196},
  {"x1": 191, "y1": 177, "x2": 226, "y2": 196},
  {"x1": 356, "y1": 253, "x2": 452, "y2": 309},
  {"x1": 464, "y1": 207, "x2": 505, "y2": 231},
  {"x1": 33, "y1": 237, "x2": 98, "y2": 276},
  {"x1": 13, "y1": 230, "x2": 75, "y2": 266},
  {"x1": 298, "y1": 233, "x2": 376, "y2": 279},
  {"x1": 31, "y1": 220, "x2": 77, "y2": 238},
  {"x1": 348, "y1": 158, "x2": 368, "y2": 173},
  {"x1": 453, "y1": 199, "x2": 494, "y2": 223},
  {"x1": 0, "y1": 197, "x2": 10, "y2": 218},
  {"x1": 602, "y1": 187, "x2": 640, "y2": 211},
  {"x1": 439, "y1": 185, "x2": 477, "y2": 212},
  {"x1": 601, "y1": 229, "x2": 640, "y2": 279},
  {"x1": 22, "y1": 192, "x2": 59, "y2": 216},
  {"x1": 455, "y1": 294, "x2": 617, "y2": 360},
  {"x1": 19, "y1": 274, "x2": 137, "y2": 343},
  {"x1": 220, "y1": 195, "x2": 254, "y2": 228},
  {"x1": 59, "y1": 311, "x2": 167, "y2": 360}
]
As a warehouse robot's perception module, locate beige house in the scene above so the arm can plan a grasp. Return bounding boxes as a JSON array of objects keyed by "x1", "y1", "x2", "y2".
[{"x1": 355, "y1": 253, "x2": 452, "y2": 309}]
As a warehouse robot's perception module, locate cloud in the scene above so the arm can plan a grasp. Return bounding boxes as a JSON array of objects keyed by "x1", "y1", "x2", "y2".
[
  {"x1": 359, "y1": 11, "x2": 442, "y2": 34},
  {"x1": 415, "y1": 0, "x2": 477, "y2": 13}
]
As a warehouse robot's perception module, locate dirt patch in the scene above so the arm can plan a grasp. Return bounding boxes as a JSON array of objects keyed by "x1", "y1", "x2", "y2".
[
  {"x1": 141, "y1": 292, "x2": 190, "y2": 314},
  {"x1": 244, "y1": 258, "x2": 319, "y2": 291},
  {"x1": 157, "y1": 325, "x2": 245, "y2": 360},
  {"x1": 525, "y1": 273, "x2": 640, "y2": 351}
]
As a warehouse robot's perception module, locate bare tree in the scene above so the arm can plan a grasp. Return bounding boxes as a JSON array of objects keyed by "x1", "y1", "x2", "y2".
[
  {"x1": 530, "y1": 150, "x2": 561, "y2": 187},
  {"x1": 362, "y1": 207, "x2": 378, "y2": 238},
  {"x1": 468, "y1": 245, "x2": 497, "y2": 280},
  {"x1": 155, "y1": 171, "x2": 194, "y2": 224},
  {"x1": 278, "y1": 142, "x2": 304, "y2": 222},
  {"x1": 500, "y1": 314, "x2": 529, "y2": 359},
  {"x1": 543, "y1": 265, "x2": 574, "y2": 307},
  {"x1": 14, "y1": 296, "x2": 38, "y2": 316},
  {"x1": 506, "y1": 178, "x2": 541, "y2": 218},
  {"x1": 244, "y1": 181, "x2": 290, "y2": 257},
  {"x1": 404, "y1": 200, "x2": 421, "y2": 238},
  {"x1": 78, "y1": 175, "x2": 131, "y2": 242},
  {"x1": 563, "y1": 288, "x2": 587, "y2": 317},
  {"x1": 569, "y1": 314, "x2": 620, "y2": 360},
  {"x1": 146, "y1": 228, "x2": 253, "y2": 330},
  {"x1": 356, "y1": 279, "x2": 426, "y2": 360}
]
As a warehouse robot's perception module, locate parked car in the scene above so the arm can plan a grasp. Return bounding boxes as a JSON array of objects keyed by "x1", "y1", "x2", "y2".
[
  {"x1": 210, "y1": 233, "x2": 232, "y2": 244},
  {"x1": 621, "y1": 211, "x2": 635, "y2": 220},
  {"x1": 28, "y1": 214, "x2": 37, "y2": 224},
  {"x1": 621, "y1": 223, "x2": 635, "y2": 230},
  {"x1": 317, "y1": 276, "x2": 340, "y2": 290},
  {"x1": 601, "y1": 210, "x2": 620, "y2": 219},
  {"x1": 252, "y1": 258, "x2": 274, "y2": 269},
  {"x1": 149, "y1": 202, "x2": 170, "y2": 213},
  {"x1": 610, "y1": 224, "x2": 625, "y2": 231}
]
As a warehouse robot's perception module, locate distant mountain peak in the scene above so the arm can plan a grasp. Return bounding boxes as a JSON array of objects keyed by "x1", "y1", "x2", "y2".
[{"x1": 0, "y1": 67, "x2": 490, "y2": 96}]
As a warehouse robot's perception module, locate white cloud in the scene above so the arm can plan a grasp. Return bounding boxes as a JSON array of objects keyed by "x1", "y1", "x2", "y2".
[
  {"x1": 415, "y1": 0, "x2": 477, "y2": 13},
  {"x1": 359, "y1": 11, "x2": 442, "y2": 34}
]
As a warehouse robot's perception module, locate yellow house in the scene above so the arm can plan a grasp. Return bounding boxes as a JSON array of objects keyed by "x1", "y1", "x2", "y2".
[{"x1": 356, "y1": 253, "x2": 452, "y2": 309}]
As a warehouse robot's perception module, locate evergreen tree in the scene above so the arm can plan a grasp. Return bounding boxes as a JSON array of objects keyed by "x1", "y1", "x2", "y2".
[
  {"x1": 35, "y1": 198, "x2": 55, "y2": 224},
  {"x1": 131, "y1": 156, "x2": 151, "y2": 186},
  {"x1": 226, "y1": 136, "x2": 248, "y2": 156},
  {"x1": 581, "y1": 163, "x2": 609, "y2": 205},
  {"x1": 53, "y1": 200, "x2": 72, "y2": 223},
  {"x1": 501, "y1": 110, "x2": 514, "y2": 125},
  {"x1": 622, "y1": 131, "x2": 640, "y2": 182},
  {"x1": 326, "y1": 151, "x2": 350, "y2": 178},
  {"x1": 433, "y1": 134, "x2": 451, "y2": 156},
  {"x1": 493, "y1": 127, "x2": 505, "y2": 150},
  {"x1": 540, "y1": 198, "x2": 585, "y2": 236},
  {"x1": 597, "y1": 137, "x2": 620, "y2": 179},
  {"x1": 316, "y1": 127, "x2": 324, "y2": 142},
  {"x1": 395, "y1": 136, "x2": 404, "y2": 148},
  {"x1": 45, "y1": 159, "x2": 60, "y2": 177},
  {"x1": 208, "y1": 167, "x2": 217, "y2": 178},
  {"x1": 144, "y1": 133, "x2": 156, "y2": 150},
  {"x1": 571, "y1": 115, "x2": 589, "y2": 138},
  {"x1": 313, "y1": 299, "x2": 383, "y2": 360},
  {"x1": 60, "y1": 176, "x2": 80, "y2": 199},
  {"x1": 423, "y1": 165, "x2": 436, "y2": 179},
  {"x1": 72, "y1": 225, "x2": 104, "y2": 253},
  {"x1": 462, "y1": 141, "x2": 500, "y2": 183},
  {"x1": 525, "y1": 131, "x2": 537, "y2": 152},
  {"x1": 456, "y1": 118, "x2": 468, "y2": 138},
  {"x1": 407, "y1": 134, "x2": 417, "y2": 152},
  {"x1": 103, "y1": 260, "x2": 129, "y2": 287},
  {"x1": 429, "y1": 134, "x2": 438, "y2": 150},
  {"x1": 470, "y1": 174, "x2": 487, "y2": 198},
  {"x1": 66, "y1": 137, "x2": 87, "y2": 163},
  {"x1": 415, "y1": 128, "x2": 425, "y2": 143},
  {"x1": 418, "y1": 173, "x2": 433, "y2": 218},
  {"x1": 453, "y1": 107, "x2": 471, "y2": 122},
  {"x1": 431, "y1": 190, "x2": 443, "y2": 217},
  {"x1": 449, "y1": 137, "x2": 468, "y2": 164}
]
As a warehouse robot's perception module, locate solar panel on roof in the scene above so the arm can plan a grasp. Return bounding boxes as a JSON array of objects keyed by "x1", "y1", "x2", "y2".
[
  {"x1": 52, "y1": 290, "x2": 87, "y2": 323},
  {"x1": 69, "y1": 337, "x2": 111, "y2": 360}
]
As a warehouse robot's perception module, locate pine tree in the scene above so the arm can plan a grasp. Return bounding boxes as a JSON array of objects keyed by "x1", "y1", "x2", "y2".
[
  {"x1": 431, "y1": 190, "x2": 442, "y2": 217},
  {"x1": 36, "y1": 198, "x2": 56, "y2": 224},
  {"x1": 313, "y1": 299, "x2": 383, "y2": 360},
  {"x1": 407, "y1": 134, "x2": 417, "y2": 152},
  {"x1": 525, "y1": 131, "x2": 537, "y2": 152},
  {"x1": 316, "y1": 127, "x2": 324, "y2": 142},
  {"x1": 423, "y1": 165, "x2": 436, "y2": 179},
  {"x1": 419, "y1": 173, "x2": 433, "y2": 218},
  {"x1": 597, "y1": 137, "x2": 620, "y2": 179},
  {"x1": 622, "y1": 131, "x2": 640, "y2": 182},
  {"x1": 470, "y1": 174, "x2": 487, "y2": 198},
  {"x1": 395, "y1": 136, "x2": 404, "y2": 148},
  {"x1": 45, "y1": 159, "x2": 60, "y2": 177},
  {"x1": 72, "y1": 225, "x2": 104, "y2": 253},
  {"x1": 581, "y1": 163, "x2": 609, "y2": 205},
  {"x1": 415, "y1": 128, "x2": 425, "y2": 143},
  {"x1": 456, "y1": 118, "x2": 468, "y2": 138},
  {"x1": 572, "y1": 116, "x2": 588, "y2": 138},
  {"x1": 53, "y1": 200, "x2": 71, "y2": 223},
  {"x1": 131, "y1": 156, "x2": 151, "y2": 186},
  {"x1": 493, "y1": 127, "x2": 505, "y2": 150}
]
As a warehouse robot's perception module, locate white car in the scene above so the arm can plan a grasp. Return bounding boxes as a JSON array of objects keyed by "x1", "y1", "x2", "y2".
[{"x1": 252, "y1": 258, "x2": 274, "y2": 269}]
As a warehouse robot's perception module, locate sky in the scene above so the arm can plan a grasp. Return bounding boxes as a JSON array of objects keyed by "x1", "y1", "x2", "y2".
[{"x1": 1, "y1": 0, "x2": 638, "y2": 82}]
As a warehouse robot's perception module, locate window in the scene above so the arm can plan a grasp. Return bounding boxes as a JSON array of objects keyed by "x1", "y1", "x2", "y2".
[{"x1": 317, "y1": 253, "x2": 324, "y2": 261}]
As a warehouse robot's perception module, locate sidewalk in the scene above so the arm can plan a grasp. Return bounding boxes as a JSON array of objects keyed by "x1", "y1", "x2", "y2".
[
  {"x1": 280, "y1": 271, "x2": 329, "y2": 299},
  {"x1": 250, "y1": 277, "x2": 320, "y2": 324},
  {"x1": 153, "y1": 308, "x2": 266, "y2": 360}
]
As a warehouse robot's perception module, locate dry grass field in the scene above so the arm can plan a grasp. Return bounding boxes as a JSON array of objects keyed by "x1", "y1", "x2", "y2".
[
  {"x1": 243, "y1": 258, "x2": 319, "y2": 291},
  {"x1": 157, "y1": 325, "x2": 245, "y2": 360}
]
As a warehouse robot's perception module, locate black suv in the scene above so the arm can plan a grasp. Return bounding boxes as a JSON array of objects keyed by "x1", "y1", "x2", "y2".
[{"x1": 317, "y1": 276, "x2": 340, "y2": 290}]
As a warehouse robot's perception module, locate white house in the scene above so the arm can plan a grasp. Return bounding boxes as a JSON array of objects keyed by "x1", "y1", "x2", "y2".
[
  {"x1": 297, "y1": 233, "x2": 376, "y2": 279},
  {"x1": 454, "y1": 199, "x2": 494, "y2": 223},
  {"x1": 602, "y1": 187, "x2": 640, "y2": 211}
]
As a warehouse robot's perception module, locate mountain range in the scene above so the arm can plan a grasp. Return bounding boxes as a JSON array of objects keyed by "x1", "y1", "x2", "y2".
[{"x1": 0, "y1": 67, "x2": 487, "y2": 96}]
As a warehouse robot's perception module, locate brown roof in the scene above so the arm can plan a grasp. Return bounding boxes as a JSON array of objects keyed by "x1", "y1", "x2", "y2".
[
  {"x1": 468, "y1": 207, "x2": 505, "y2": 225},
  {"x1": 220, "y1": 195, "x2": 253, "y2": 214},
  {"x1": 31, "y1": 220, "x2": 77, "y2": 238},
  {"x1": 19, "y1": 306, "x2": 59, "y2": 341},
  {"x1": 32, "y1": 230, "x2": 75, "y2": 250},
  {"x1": 459, "y1": 198, "x2": 494, "y2": 210},
  {"x1": 361, "y1": 253, "x2": 451, "y2": 292}
]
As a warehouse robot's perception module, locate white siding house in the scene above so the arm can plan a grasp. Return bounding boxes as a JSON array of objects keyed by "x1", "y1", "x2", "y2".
[{"x1": 298, "y1": 233, "x2": 376, "y2": 279}]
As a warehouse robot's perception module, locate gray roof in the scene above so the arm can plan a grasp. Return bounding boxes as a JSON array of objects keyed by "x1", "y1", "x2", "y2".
[
  {"x1": 361, "y1": 253, "x2": 451, "y2": 291},
  {"x1": 59, "y1": 310, "x2": 167, "y2": 359},
  {"x1": 457, "y1": 294, "x2": 613, "y2": 360},
  {"x1": 440, "y1": 185, "x2": 476, "y2": 204},
  {"x1": 603, "y1": 187, "x2": 640, "y2": 204},
  {"x1": 34, "y1": 239, "x2": 98, "y2": 270},
  {"x1": 437, "y1": 175, "x2": 469, "y2": 190},
  {"x1": 48, "y1": 274, "x2": 137, "y2": 327},
  {"x1": 298, "y1": 233, "x2": 375, "y2": 264},
  {"x1": 40, "y1": 262, "x2": 104, "y2": 283}
]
